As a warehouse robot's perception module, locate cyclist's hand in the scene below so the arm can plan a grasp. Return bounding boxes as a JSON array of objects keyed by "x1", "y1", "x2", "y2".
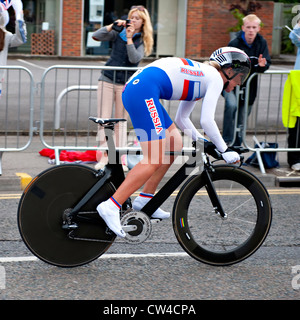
[
  {"x1": 204, "y1": 141, "x2": 220, "y2": 159},
  {"x1": 222, "y1": 149, "x2": 240, "y2": 164}
]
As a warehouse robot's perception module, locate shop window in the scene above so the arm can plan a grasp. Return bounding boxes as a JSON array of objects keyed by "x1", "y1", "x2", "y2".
[
  {"x1": 84, "y1": 0, "x2": 152, "y2": 56},
  {"x1": 8, "y1": 0, "x2": 58, "y2": 55}
]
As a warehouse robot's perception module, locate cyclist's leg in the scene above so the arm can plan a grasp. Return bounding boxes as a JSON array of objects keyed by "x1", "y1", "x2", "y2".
[
  {"x1": 132, "y1": 123, "x2": 182, "y2": 218},
  {"x1": 121, "y1": 84, "x2": 182, "y2": 211},
  {"x1": 97, "y1": 66, "x2": 175, "y2": 234},
  {"x1": 141, "y1": 122, "x2": 182, "y2": 194},
  {"x1": 97, "y1": 138, "x2": 165, "y2": 236},
  {"x1": 111, "y1": 138, "x2": 166, "y2": 205}
]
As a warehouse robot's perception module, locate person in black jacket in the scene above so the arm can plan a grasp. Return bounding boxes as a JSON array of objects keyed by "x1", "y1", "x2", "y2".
[{"x1": 222, "y1": 14, "x2": 271, "y2": 146}]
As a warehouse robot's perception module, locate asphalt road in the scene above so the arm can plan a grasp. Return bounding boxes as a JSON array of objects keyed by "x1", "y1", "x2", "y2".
[{"x1": 0, "y1": 188, "x2": 299, "y2": 301}]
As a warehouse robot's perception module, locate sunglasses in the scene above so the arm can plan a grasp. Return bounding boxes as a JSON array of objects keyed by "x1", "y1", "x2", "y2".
[{"x1": 131, "y1": 5, "x2": 146, "y2": 12}]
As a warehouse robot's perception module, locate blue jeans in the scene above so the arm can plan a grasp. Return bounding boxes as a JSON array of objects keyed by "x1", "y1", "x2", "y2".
[
  {"x1": 222, "y1": 90, "x2": 252, "y2": 146},
  {"x1": 222, "y1": 90, "x2": 237, "y2": 145}
]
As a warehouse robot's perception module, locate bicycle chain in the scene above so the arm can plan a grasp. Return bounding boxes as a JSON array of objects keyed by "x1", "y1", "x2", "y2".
[{"x1": 65, "y1": 208, "x2": 159, "y2": 244}]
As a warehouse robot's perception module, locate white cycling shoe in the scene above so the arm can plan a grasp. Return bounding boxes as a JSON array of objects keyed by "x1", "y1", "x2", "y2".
[
  {"x1": 132, "y1": 193, "x2": 170, "y2": 219},
  {"x1": 97, "y1": 198, "x2": 126, "y2": 238}
]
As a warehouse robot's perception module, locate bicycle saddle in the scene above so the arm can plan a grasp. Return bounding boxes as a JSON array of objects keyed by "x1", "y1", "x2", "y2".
[{"x1": 89, "y1": 117, "x2": 126, "y2": 126}]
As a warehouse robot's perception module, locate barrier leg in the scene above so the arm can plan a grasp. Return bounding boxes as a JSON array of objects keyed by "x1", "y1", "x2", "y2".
[
  {"x1": 256, "y1": 150, "x2": 266, "y2": 174},
  {"x1": 55, "y1": 149, "x2": 61, "y2": 165},
  {"x1": 0, "y1": 151, "x2": 2, "y2": 176}
]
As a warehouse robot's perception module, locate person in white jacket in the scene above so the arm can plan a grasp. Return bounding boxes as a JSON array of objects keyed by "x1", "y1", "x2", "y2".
[{"x1": 0, "y1": 0, "x2": 26, "y2": 97}]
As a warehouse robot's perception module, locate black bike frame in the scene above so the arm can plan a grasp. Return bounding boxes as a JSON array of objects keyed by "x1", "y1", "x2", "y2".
[{"x1": 68, "y1": 124, "x2": 225, "y2": 220}]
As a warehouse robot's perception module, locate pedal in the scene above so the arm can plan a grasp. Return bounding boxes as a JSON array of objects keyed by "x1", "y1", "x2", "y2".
[
  {"x1": 150, "y1": 218, "x2": 161, "y2": 224},
  {"x1": 62, "y1": 221, "x2": 78, "y2": 230}
]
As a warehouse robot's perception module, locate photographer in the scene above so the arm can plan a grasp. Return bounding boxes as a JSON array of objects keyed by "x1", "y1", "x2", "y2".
[{"x1": 92, "y1": 5, "x2": 153, "y2": 169}]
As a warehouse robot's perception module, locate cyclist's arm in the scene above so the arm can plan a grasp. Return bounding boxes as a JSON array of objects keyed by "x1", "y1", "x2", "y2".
[
  {"x1": 200, "y1": 82, "x2": 227, "y2": 153},
  {"x1": 175, "y1": 101, "x2": 206, "y2": 141}
]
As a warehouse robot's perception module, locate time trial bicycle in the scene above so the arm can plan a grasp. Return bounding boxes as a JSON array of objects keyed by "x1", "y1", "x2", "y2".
[{"x1": 18, "y1": 117, "x2": 272, "y2": 267}]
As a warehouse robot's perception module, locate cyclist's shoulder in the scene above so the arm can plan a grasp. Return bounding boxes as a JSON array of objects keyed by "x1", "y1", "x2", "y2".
[
  {"x1": 147, "y1": 57, "x2": 210, "y2": 73},
  {"x1": 148, "y1": 57, "x2": 184, "y2": 68}
]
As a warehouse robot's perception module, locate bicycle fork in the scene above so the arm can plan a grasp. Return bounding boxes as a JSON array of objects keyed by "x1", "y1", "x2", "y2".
[{"x1": 202, "y1": 168, "x2": 227, "y2": 219}]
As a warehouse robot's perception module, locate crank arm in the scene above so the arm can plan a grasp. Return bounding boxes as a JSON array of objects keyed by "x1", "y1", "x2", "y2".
[{"x1": 122, "y1": 225, "x2": 137, "y2": 232}]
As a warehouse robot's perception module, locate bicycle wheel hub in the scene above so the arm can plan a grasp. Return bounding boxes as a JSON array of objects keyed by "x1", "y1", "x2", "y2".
[{"x1": 121, "y1": 210, "x2": 152, "y2": 244}]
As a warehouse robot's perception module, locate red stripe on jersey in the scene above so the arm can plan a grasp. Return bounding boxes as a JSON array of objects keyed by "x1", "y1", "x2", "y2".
[
  {"x1": 180, "y1": 79, "x2": 189, "y2": 100},
  {"x1": 180, "y1": 58, "x2": 189, "y2": 66}
]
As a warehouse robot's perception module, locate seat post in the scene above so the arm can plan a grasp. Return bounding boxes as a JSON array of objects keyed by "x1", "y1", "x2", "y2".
[{"x1": 104, "y1": 124, "x2": 118, "y2": 165}]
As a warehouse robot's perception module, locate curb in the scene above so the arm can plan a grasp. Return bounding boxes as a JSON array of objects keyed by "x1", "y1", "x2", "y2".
[
  {"x1": 0, "y1": 169, "x2": 298, "y2": 192},
  {"x1": 0, "y1": 173, "x2": 32, "y2": 192},
  {"x1": 15, "y1": 173, "x2": 33, "y2": 190}
]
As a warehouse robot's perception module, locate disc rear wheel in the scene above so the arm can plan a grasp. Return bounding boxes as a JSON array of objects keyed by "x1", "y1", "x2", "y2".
[{"x1": 18, "y1": 164, "x2": 115, "y2": 267}]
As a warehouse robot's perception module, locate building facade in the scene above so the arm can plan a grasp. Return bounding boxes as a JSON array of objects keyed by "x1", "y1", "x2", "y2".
[{"x1": 8, "y1": 0, "x2": 274, "y2": 58}]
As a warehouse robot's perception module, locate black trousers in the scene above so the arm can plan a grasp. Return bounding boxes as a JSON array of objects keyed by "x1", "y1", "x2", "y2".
[{"x1": 288, "y1": 117, "x2": 300, "y2": 166}]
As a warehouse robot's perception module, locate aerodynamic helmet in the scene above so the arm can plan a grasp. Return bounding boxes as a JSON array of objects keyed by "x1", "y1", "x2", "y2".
[{"x1": 209, "y1": 47, "x2": 251, "y2": 85}]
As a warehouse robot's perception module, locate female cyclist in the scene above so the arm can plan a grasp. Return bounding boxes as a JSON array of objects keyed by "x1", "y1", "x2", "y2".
[{"x1": 97, "y1": 47, "x2": 251, "y2": 237}]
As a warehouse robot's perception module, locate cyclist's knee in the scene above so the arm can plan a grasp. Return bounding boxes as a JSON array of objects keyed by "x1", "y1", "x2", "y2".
[{"x1": 167, "y1": 124, "x2": 183, "y2": 152}]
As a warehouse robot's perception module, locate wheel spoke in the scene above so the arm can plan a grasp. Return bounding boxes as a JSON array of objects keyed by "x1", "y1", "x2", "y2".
[{"x1": 173, "y1": 166, "x2": 272, "y2": 266}]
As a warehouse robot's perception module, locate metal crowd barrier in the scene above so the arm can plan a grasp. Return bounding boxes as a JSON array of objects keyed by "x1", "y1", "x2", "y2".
[
  {"x1": 0, "y1": 66, "x2": 35, "y2": 175},
  {"x1": 241, "y1": 70, "x2": 300, "y2": 174},
  {"x1": 1, "y1": 64, "x2": 298, "y2": 175},
  {"x1": 39, "y1": 65, "x2": 179, "y2": 164},
  {"x1": 39, "y1": 65, "x2": 139, "y2": 164}
]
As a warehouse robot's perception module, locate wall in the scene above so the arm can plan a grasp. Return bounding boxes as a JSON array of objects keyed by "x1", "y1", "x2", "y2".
[
  {"x1": 61, "y1": 0, "x2": 83, "y2": 56},
  {"x1": 157, "y1": 0, "x2": 178, "y2": 56},
  {"x1": 59, "y1": 0, "x2": 274, "y2": 58},
  {"x1": 186, "y1": 0, "x2": 274, "y2": 58}
]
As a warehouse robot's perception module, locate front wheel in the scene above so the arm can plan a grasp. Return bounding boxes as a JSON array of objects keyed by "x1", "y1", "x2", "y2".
[
  {"x1": 18, "y1": 164, "x2": 116, "y2": 267},
  {"x1": 173, "y1": 165, "x2": 272, "y2": 266}
]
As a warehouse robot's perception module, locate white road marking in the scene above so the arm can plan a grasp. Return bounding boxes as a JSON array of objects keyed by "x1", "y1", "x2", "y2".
[
  {"x1": 17, "y1": 59, "x2": 47, "y2": 70},
  {"x1": 0, "y1": 252, "x2": 188, "y2": 263}
]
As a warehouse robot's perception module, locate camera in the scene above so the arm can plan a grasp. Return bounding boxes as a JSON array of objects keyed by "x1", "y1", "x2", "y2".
[
  {"x1": 112, "y1": 21, "x2": 124, "y2": 32},
  {"x1": 126, "y1": 19, "x2": 131, "y2": 28}
]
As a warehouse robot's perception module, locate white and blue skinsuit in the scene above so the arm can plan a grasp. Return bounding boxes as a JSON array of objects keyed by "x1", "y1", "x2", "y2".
[{"x1": 122, "y1": 57, "x2": 228, "y2": 153}]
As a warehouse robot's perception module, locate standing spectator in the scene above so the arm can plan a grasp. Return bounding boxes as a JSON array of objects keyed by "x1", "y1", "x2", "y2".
[
  {"x1": 92, "y1": 5, "x2": 153, "y2": 169},
  {"x1": 0, "y1": 0, "x2": 26, "y2": 97},
  {"x1": 285, "y1": 19, "x2": 300, "y2": 171},
  {"x1": 222, "y1": 14, "x2": 271, "y2": 146}
]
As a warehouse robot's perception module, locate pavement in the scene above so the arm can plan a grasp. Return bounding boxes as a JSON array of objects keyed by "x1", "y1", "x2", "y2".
[{"x1": 1, "y1": 134, "x2": 300, "y2": 192}]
